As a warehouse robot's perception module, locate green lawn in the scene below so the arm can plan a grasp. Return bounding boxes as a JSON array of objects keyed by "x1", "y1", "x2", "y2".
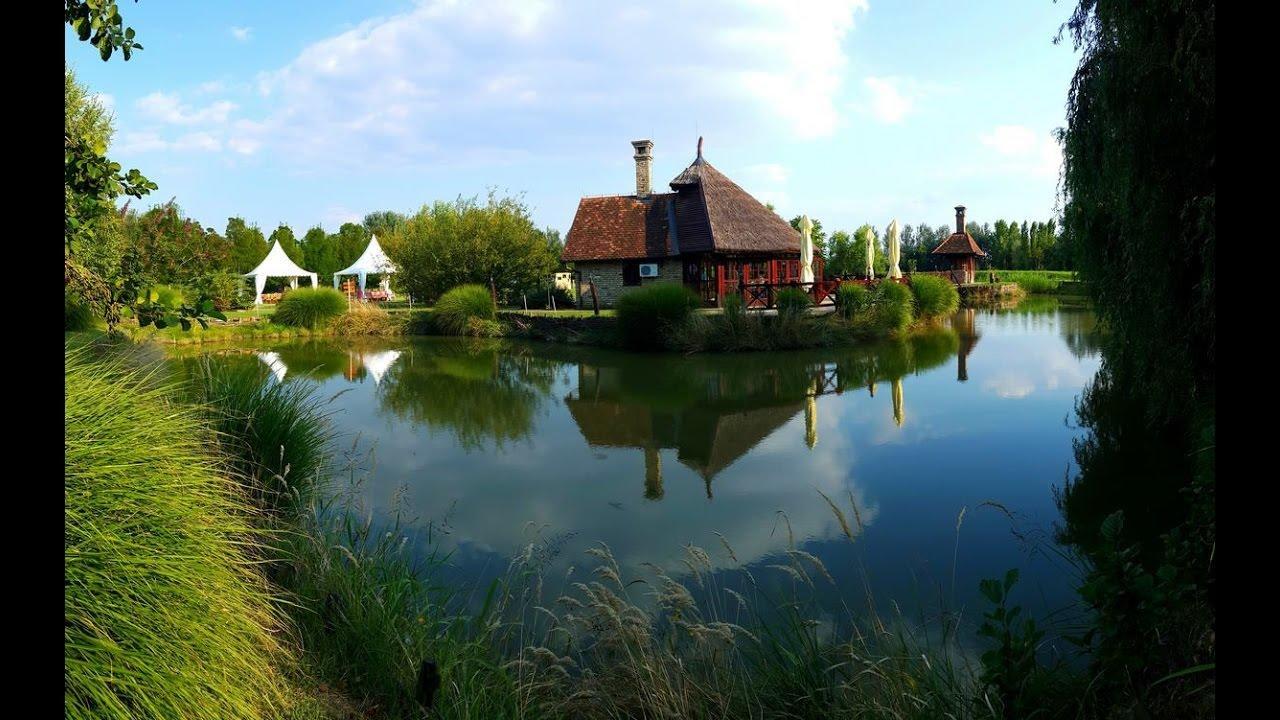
[{"x1": 981, "y1": 269, "x2": 1079, "y2": 293}]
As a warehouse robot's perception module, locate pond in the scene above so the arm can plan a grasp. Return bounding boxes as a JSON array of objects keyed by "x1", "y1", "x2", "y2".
[{"x1": 186, "y1": 298, "x2": 1102, "y2": 647}]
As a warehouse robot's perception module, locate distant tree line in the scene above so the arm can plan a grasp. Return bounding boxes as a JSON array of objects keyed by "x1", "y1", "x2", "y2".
[{"x1": 786, "y1": 213, "x2": 1074, "y2": 278}]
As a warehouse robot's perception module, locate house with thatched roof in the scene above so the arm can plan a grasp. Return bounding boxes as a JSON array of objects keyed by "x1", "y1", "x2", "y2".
[
  {"x1": 561, "y1": 138, "x2": 816, "y2": 307},
  {"x1": 930, "y1": 206, "x2": 987, "y2": 284}
]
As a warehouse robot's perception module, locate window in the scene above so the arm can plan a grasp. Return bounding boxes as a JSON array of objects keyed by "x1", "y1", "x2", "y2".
[{"x1": 623, "y1": 262, "x2": 641, "y2": 286}]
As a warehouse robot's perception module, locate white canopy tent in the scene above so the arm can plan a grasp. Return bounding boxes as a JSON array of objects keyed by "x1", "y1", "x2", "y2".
[
  {"x1": 244, "y1": 241, "x2": 319, "y2": 305},
  {"x1": 333, "y1": 234, "x2": 397, "y2": 299}
]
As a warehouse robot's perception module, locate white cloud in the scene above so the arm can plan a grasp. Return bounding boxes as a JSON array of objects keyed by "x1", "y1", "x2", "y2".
[
  {"x1": 231, "y1": 26, "x2": 252, "y2": 42},
  {"x1": 863, "y1": 76, "x2": 911, "y2": 123},
  {"x1": 228, "y1": 0, "x2": 869, "y2": 170},
  {"x1": 116, "y1": 130, "x2": 222, "y2": 154},
  {"x1": 92, "y1": 92, "x2": 115, "y2": 111},
  {"x1": 137, "y1": 91, "x2": 237, "y2": 125},
  {"x1": 980, "y1": 125, "x2": 1063, "y2": 179}
]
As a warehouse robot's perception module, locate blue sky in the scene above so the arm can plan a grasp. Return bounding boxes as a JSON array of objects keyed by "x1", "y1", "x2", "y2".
[{"x1": 65, "y1": 1, "x2": 1080, "y2": 237}]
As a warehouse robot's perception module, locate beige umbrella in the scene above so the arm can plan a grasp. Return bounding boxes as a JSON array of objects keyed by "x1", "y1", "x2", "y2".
[
  {"x1": 805, "y1": 383, "x2": 819, "y2": 449},
  {"x1": 892, "y1": 377, "x2": 905, "y2": 427},
  {"x1": 863, "y1": 226, "x2": 876, "y2": 279},
  {"x1": 888, "y1": 219, "x2": 902, "y2": 279},
  {"x1": 799, "y1": 215, "x2": 815, "y2": 284}
]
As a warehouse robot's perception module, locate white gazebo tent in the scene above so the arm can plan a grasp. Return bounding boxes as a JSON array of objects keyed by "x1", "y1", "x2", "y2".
[
  {"x1": 333, "y1": 234, "x2": 396, "y2": 299},
  {"x1": 244, "y1": 241, "x2": 319, "y2": 305}
]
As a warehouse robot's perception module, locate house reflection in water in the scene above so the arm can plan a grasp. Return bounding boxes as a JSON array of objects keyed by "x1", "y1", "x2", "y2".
[
  {"x1": 566, "y1": 363, "x2": 815, "y2": 500},
  {"x1": 953, "y1": 309, "x2": 981, "y2": 382},
  {"x1": 344, "y1": 349, "x2": 402, "y2": 385}
]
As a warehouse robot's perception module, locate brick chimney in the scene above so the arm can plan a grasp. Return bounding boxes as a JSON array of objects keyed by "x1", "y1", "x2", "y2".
[
  {"x1": 632, "y1": 139, "x2": 654, "y2": 198},
  {"x1": 955, "y1": 205, "x2": 966, "y2": 234}
]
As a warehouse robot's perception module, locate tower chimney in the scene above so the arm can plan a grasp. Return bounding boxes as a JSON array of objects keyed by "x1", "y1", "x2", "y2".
[
  {"x1": 631, "y1": 139, "x2": 654, "y2": 198},
  {"x1": 955, "y1": 205, "x2": 966, "y2": 234}
]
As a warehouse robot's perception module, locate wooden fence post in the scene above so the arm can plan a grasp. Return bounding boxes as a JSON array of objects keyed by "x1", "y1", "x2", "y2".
[{"x1": 588, "y1": 280, "x2": 600, "y2": 316}]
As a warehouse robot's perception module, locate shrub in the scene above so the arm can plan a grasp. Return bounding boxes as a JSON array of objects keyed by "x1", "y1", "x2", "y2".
[
  {"x1": 775, "y1": 287, "x2": 813, "y2": 317},
  {"x1": 274, "y1": 287, "x2": 348, "y2": 330},
  {"x1": 189, "y1": 358, "x2": 334, "y2": 514},
  {"x1": 872, "y1": 281, "x2": 915, "y2": 333},
  {"x1": 152, "y1": 284, "x2": 185, "y2": 311},
  {"x1": 910, "y1": 274, "x2": 960, "y2": 317},
  {"x1": 834, "y1": 283, "x2": 871, "y2": 320},
  {"x1": 65, "y1": 291, "x2": 97, "y2": 331},
  {"x1": 330, "y1": 303, "x2": 405, "y2": 336},
  {"x1": 615, "y1": 282, "x2": 701, "y2": 350},
  {"x1": 65, "y1": 345, "x2": 290, "y2": 719},
  {"x1": 466, "y1": 317, "x2": 505, "y2": 337},
  {"x1": 191, "y1": 271, "x2": 249, "y2": 311},
  {"x1": 433, "y1": 284, "x2": 497, "y2": 336}
]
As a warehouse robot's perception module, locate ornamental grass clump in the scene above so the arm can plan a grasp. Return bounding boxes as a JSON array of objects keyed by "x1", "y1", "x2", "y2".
[
  {"x1": 872, "y1": 281, "x2": 915, "y2": 333},
  {"x1": 330, "y1": 302, "x2": 404, "y2": 336},
  {"x1": 834, "y1": 283, "x2": 871, "y2": 320},
  {"x1": 274, "y1": 287, "x2": 348, "y2": 330},
  {"x1": 775, "y1": 287, "x2": 813, "y2": 318},
  {"x1": 433, "y1": 284, "x2": 497, "y2": 336},
  {"x1": 189, "y1": 358, "x2": 334, "y2": 515},
  {"x1": 909, "y1": 274, "x2": 960, "y2": 318},
  {"x1": 65, "y1": 344, "x2": 291, "y2": 720},
  {"x1": 615, "y1": 282, "x2": 701, "y2": 350}
]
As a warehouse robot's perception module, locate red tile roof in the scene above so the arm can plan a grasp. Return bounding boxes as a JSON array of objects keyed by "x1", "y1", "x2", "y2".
[{"x1": 561, "y1": 194, "x2": 676, "y2": 262}]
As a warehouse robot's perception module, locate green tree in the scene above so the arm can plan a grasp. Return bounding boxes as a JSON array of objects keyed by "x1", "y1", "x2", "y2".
[
  {"x1": 789, "y1": 215, "x2": 827, "y2": 256},
  {"x1": 125, "y1": 202, "x2": 231, "y2": 286},
  {"x1": 226, "y1": 217, "x2": 268, "y2": 273},
  {"x1": 268, "y1": 224, "x2": 303, "y2": 266},
  {"x1": 363, "y1": 210, "x2": 407, "y2": 238},
  {"x1": 824, "y1": 230, "x2": 854, "y2": 277},
  {"x1": 1054, "y1": 0, "x2": 1214, "y2": 710},
  {"x1": 66, "y1": 0, "x2": 144, "y2": 61},
  {"x1": 389, "y1": 193, "x2": 558, "y2": 303}
]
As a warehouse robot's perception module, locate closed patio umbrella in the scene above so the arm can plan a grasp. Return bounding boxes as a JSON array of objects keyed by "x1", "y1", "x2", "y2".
[
  {"x1": 863, "y1": 227, "x2": 876, "y2": 279},
  {"x1": 888, "y1": 219, "x2": 902, "y2": 279},
  {"x1": 799, "y1": 215, "x2": 815, "y2": 284}
]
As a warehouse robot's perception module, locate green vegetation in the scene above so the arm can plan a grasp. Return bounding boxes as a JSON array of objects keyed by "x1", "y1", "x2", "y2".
[
  {"x1": 65, "y1": 344, "x2": 290, "y2": 719},
  {"x1": 871, "y1": 281, "x2": 915, "y2": 333},
  {"x1": 432, "y1": 284, "x2": 498, "y2": 336},
  {"x1": 329, "y1": 303, "x2": 406, "y2": 336},
  {"x1": 65, "y1": 291, "x2": 98, "y2": 331},
  {"x1": 909, "y1": 274, "x2": 960, "y2": 317},
  {"x1": 273, "y1": 288, "x2": 349, "y2": 330},
  {"x1": 833, "y1": 283, "x2": 870, "y2": 320},
  {"x1": 615, "y1": 282, "x2": 701, "y2": 350},
  {"x1": 188, "y1": 359, "x2": 334, "y2": 514},
  {"x1": 775, "y1": 286, "x2": 813, "y2": 316},
  {"x1": 384, "y1": 193, "x2": 560, "y2": 303}
]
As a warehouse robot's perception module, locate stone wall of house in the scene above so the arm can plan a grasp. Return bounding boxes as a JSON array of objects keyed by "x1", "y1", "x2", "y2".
[{"x1": 573, "y1": 259, "x2": 684, "y2": 308}]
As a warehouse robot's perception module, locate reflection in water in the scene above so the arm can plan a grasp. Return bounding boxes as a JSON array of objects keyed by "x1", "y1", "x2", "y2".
[
  {"x1": 258, "y1": 351, "x2": 287, "y2": 383},
  {"x1": 185, "y1": 303, "x2": 1103, "y2": 632},
  {"x1": 953, "y1": 308, "x2": 981, "y2": 382},
  {"x1": 378, "y1": 339, "x2": 557, "y2": 451},
  {"x1": 560, "y1": 330, "x2": 956, "y2": 500}
]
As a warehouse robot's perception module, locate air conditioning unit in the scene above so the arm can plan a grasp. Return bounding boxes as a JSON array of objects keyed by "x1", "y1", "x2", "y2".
[{"x1": 638, "y1": 263, "x2": 660, "y2": 278}]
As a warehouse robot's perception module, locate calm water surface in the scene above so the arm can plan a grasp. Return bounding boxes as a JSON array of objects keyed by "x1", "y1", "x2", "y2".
[{"x1": 192, "y1": 299, "x2": 1102, "y2": 641}]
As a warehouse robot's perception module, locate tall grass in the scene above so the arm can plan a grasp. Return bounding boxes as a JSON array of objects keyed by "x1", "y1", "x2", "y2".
[
  {"x1": 65, "y1": 344, "x2": 291, "y2": 720},
  {"x1": 872, "y1": 281, "x2": 915, "y2": 333},
  {"x1": 615, "y1": 282, "x2": 701, "y2": 350},
  {"x1": 188, "y1": 359, "x2": 334, "y2": 514},
  {"x1": 775, "y1": 286, "x2": 813, "y2": 317},
  {"x1": 834, "y1": 283, "x2": 870, "y2": 320},
  {"x1": 910, "y1": 274, "x2": 960, "y2": 317},
  {"x1": 433, "y1": 284, "x2": 497, "y2": 336},
  {"x1": 329, "y1": 302, "x2": 406, "y2": 336},
  {"x1": 274, "y1": 287, "x2": 349, "y2": 330}
]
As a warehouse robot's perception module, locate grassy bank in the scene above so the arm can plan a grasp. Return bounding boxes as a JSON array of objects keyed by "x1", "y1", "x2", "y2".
[{"x1": 982, "y1": 270, "x2": 1079, "y2": 294}]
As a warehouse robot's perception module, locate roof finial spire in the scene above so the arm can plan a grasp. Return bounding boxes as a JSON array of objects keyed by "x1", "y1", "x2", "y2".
[{"x1": 697, "y1": 136, "x2": 703, "y2": 159}]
